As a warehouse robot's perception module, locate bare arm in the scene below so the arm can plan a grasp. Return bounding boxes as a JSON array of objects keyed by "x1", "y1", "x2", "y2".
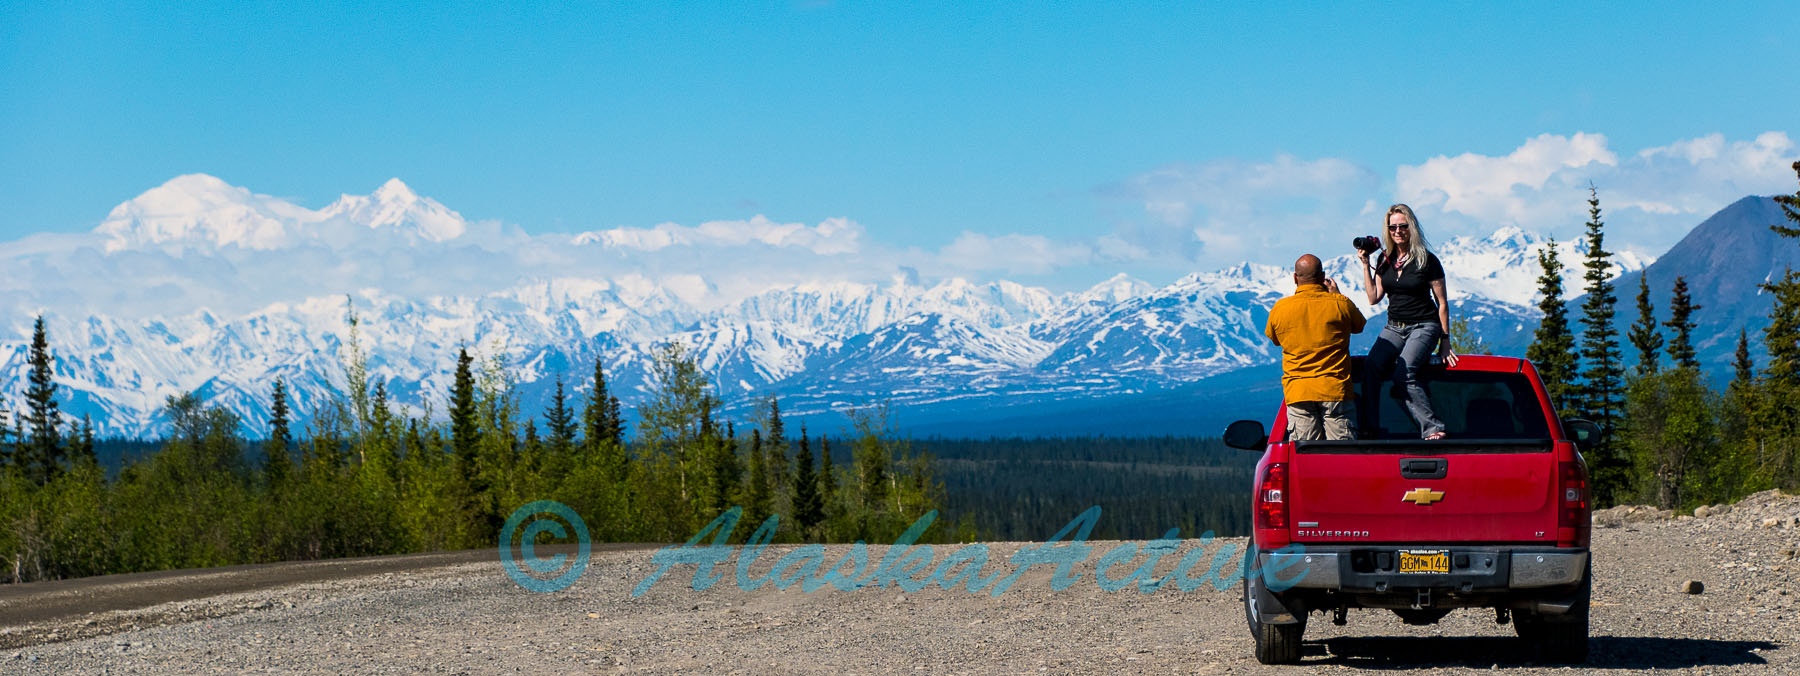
[
  {"x1": 1432, "y1": 277, "x2": 1459, "y2": 367},
  {"x1": 1358, "y1": 248, "x2": 1384, "y2": 305}
]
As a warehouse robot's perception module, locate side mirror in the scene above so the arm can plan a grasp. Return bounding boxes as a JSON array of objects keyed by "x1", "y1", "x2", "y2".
[
  {"x1": 1223, "y1": 420, "x2": 1268, "y2": 451},
  {"x1": 1563, "y1": 418, "x2": 1602, "y2": 452}
]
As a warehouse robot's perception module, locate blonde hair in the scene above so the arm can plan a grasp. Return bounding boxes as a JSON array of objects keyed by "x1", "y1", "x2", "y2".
[{"x1": 1382, "y1": 203, "x2": 1432, "y2": 271}]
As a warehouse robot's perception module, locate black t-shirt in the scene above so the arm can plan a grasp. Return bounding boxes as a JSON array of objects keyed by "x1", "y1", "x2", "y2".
[{"x1": 1378, "y1": 251, "x2": 1445, "y2": 323}]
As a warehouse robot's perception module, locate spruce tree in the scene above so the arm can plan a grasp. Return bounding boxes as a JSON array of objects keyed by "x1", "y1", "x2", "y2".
[
  {"x1": 265, "y1": 378, "x2": 294, "y2": 485},
  {"x1": 1577, "y1": 186, "x2": 1622, "y2": 427},
  {"x1": 1627, "y1": 274, "x2": 1663, "y2": 376},
  {"x1": 606, "y1": 395, "x2": 625, "y2": 447},
  {"x1": 545, "y1": 374, "x2": 576, "y2": 454},
  {"x1": 12, "y1": 415, "x2": 25, "y2": 472},
  {"x1": 1775, "y1": 160, "x2": 1800, "y2": 239},
  {"x1": 818, "y1": 437, "x2": 837, "y2": 491},
  {"x1": 581, "y1": 359, "x2": 624, "y2": 451},
  {"x1": 763, "y1": 397, "x2": 790, "y2": 497},
  {"x1": 852, "y1": 411, "x2": 890, "y2": 513},
  {"x1": 72, "y1": 414, "x2": 96, "y2": 466},
  {"x1": 1575, "y1": 188, "x2": 1626, "y2": 504},
  {"x1": 580, "y1": 361, "x2": 631, "y2": 496},
  {"x1": 1732, "y1": 329, "x2": 1754, "y2": 391},
  {"x1": 1664, "y1": 276, "x2": 1702, "y2": 370},
  {"x1": 705, "y1": 422, "x2": 740, "y2": 515},
  {"x1": 1526, "y1": 240, "x2": 1579, "y2": 418},
  {"x1": 449, "y1": 347, "x2": 479, "y2": 474},
  {"x1": 1763, "y1": 160, "x2": 1800, "y2": 386},
  {"x1": 24, "y1": 314, "x2": 64, "y2": 485},
  {"x1": 818, "y1": 436, "x2": 838, "y2": 527},
  {"x1": 743, "y1": 429, "x2": 772, "y2": 529},
  {"x1": 370, "y1": 380, "x2": 394, "y2": 439},
  {"x1": 0, "y1": 402, "x2": 10, "y2": 467},
  {"x1": 791, "y1": 425, "x2": 823, "y2": 537}
]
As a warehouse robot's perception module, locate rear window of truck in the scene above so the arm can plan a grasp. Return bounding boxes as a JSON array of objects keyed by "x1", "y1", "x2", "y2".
[{"x1": 1354, "y1": 367, "x2": 1552, "y2": 441}]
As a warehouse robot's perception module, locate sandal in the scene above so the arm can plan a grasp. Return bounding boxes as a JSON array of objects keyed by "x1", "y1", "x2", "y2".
[{"x1": 1424, "y1": 431, "x2": 1447, "y2": 440}]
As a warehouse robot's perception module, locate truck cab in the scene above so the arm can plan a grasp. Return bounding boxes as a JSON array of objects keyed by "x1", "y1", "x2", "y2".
[{"x1": 1225, "y1": 355, "x2": 1600, "y2": 664}]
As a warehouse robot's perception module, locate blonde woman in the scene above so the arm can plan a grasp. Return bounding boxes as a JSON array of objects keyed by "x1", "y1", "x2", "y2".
[{"x1": 1356, "y1": 203, "x2": 1458, "y2": 439}]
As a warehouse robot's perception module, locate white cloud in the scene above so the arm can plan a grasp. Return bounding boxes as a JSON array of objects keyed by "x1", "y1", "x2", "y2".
[
  {"x1": 1396, "y1": 132, "x2": 1618, "y2": 227},
  {"x1": 933, "y1": 232, "x2": 1096, "y2": 276},
  {"x1": 1, "y1": 177, "x2": 904, "y2": 322},
  {"x1": 1104, "y1": 154, "x2": 1382, "y2": 264},
  {"x1": 572, "y1": 215, "x2": 864, "y2": 256},
  {"x1": 1397, "y1": 131, "x2": 1797, "y2": 252},
  {"x1": 7, "y1": 132, "x2": 1793, "y2": 327}
]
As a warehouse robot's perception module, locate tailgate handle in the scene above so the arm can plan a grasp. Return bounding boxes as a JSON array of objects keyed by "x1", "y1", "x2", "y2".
[{"x1": 1399, "y1": 458, "x2": 1447, "y2": 480}]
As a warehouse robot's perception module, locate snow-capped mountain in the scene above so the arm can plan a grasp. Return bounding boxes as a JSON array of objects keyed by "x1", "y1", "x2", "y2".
[
  {"x1": 95, "y1": 174, "x2": 465, "y2": 252},
  {"x1": 1, "y1": 175, "x2": 1660, "y2": 438},
  {"x1": 1436, "y1": 226, "x2": 1653, "y2": 306}
]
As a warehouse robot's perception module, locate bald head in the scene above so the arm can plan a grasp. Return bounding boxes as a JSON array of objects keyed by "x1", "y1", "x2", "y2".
[{"x1": 1294, "y1": 254, "x2": 1323, "y2": 284}]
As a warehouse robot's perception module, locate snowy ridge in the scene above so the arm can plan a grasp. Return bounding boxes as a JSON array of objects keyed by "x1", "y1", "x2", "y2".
[{"x1": 3, "y1": 175, "x2": 1655, "y2": 437}]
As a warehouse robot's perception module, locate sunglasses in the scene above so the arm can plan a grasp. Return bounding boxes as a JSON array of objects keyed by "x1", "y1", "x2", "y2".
[{"x1": 1388, "y1": 224, "x2": 1410, "y2": 231}]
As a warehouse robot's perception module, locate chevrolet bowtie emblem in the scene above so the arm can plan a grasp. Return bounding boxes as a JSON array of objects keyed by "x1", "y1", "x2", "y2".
[{"x1": 1401, "y1": 488, "x2": 1445, "y2": 505}]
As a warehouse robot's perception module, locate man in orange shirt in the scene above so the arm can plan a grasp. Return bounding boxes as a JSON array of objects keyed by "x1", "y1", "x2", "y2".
[{"x1": 1264, "y1": 254, "x2": 1367, "y2": 440}]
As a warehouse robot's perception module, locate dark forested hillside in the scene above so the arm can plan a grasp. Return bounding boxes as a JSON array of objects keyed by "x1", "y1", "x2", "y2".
[{"x1": 911, "y1": 436, "x2": 1255, "y2": 541}]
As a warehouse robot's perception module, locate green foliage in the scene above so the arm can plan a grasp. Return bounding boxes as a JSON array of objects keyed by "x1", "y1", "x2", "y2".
[
  {"x1": 1763, "y1": 162, "x2": 1800, "y2": 385},
  {"x1": 1773, "y1": 159, "x2": 1800, "y2": 239},
  {"x1": 1664, "y1": 277, "x2": 1702, "y2": 370},
  {"x1": 0, "y1": 313, "x2": 951, "y2": 584},
  {"x1": 919, "y1": 436, "x2": 1253, "y2": 540},
  {"x1": 1763, "y1": 269, "x2": 1800, "y2": 387},
  {"x1": 1622, "y1": 369, "x2": 1720, "y2": 509},
  {"x1": 1628, "y1": 274, "x2": 1663, "y2": 376},
  {"x1": 1527, "y1": 240, "x2": 1579, "y2": 418},
  {"x1": 836, "y1": 405, "x2": 943, "y2": 542},
  {"x1": 341, "y1": 296, "x2": 373, "y2": 441},
  {"x1": 1448, "y1": 317, "x2": 1487, "y2": 355}
]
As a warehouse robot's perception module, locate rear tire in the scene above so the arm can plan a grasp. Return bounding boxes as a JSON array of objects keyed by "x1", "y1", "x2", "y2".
[
  {"x1": 1243, "y1": 560, "x2": 1305, "y2": 664},
  {"x1": 1514, "y1": 566, "x2": 1590, "y2": 663}
]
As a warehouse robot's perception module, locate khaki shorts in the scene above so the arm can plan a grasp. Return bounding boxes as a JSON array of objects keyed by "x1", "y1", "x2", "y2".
[{"x1": 1287, "y1": 400, "x2": 1353, "y2": 441}]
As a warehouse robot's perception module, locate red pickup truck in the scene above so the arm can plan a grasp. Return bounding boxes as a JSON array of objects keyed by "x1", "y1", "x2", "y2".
[{"x1": 1224, "y1": 355, "x2": 1601, "y2": 664}]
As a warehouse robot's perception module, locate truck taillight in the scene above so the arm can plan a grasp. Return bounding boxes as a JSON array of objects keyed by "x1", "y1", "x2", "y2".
[
  {"x1": 1558, "y1": 460, "x2": 1589, "y2": 528},
  {"x1": 1256, "y1": 463, "x2": 1288, "y2": 530}
]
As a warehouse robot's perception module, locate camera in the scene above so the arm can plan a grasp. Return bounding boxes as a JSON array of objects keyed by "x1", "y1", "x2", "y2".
[{"x1": 1352, "y1": 235, "x2": 1382, "y2": 253}]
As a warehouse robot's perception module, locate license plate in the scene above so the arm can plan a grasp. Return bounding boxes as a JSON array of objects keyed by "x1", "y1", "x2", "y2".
[{"x1": 1398, "y1": 549, "x2": 1450, "y2": 574}]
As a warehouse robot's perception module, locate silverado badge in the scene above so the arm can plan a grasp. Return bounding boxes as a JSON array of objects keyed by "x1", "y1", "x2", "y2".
[{"x1": 1401, "y1": 488, "x2": 1445, "y2": 505}]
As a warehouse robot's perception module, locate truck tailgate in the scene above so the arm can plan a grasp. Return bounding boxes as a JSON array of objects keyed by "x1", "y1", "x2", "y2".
[{"x1": 1288, "y1": 441, "x2": 1558, "y2": 543}]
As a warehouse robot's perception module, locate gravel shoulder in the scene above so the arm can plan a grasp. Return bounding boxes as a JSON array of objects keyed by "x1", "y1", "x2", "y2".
[{"x1": 4, "y1": 491, "x2": 1798, "y2": 675}]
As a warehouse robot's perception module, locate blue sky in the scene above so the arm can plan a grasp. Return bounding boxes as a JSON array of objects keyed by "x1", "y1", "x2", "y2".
[{"x1": 3, "y1": 1, "x2": 1797, "y2": 292}]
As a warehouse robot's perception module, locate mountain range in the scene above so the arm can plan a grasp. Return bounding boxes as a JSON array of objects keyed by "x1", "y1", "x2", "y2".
[{"x1": 2, "y1": 176, "x2": 1789, "y2": 438}]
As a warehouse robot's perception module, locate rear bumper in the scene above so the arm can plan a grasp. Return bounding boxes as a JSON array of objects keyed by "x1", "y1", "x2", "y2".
[{"x1": 1262, "y1": 546, "x2": 1587, "y2": 592}]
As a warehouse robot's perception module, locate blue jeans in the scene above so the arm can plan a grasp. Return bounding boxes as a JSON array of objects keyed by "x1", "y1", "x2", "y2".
[{"x1": 1361, "y1": 321, "x2": 1446, "y2": 438}]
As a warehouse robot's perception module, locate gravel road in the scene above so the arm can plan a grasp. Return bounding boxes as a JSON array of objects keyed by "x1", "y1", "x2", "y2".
[{"x1": 3, "y1": 490, "x2": 1797, "y2": 675}]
